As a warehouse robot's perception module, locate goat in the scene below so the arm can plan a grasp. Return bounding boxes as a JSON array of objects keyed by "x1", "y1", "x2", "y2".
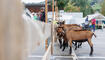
[
  {"x1": 56, "y1": 26, "x2": 64, "y2": 48},
  {"x1": 63, "y1": 30, "x2": 96, "y2": 56},
  {"x1": 56, "y1": 24, "x2": 83, "y2": 49}
]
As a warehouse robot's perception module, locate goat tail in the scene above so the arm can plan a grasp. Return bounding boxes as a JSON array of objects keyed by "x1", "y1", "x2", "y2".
[{"x1": 93, "y1": 33, "x2": 96, "y2": 38}]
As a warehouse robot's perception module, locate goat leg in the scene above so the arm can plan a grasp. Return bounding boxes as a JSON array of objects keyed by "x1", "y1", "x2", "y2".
[
  {"x1": 90, "y1": 46, "x2": 93, "y2": 56},
  {"x1": 75, "y1": 42, "x2": 77, "y2": 50},
  {"x1": 78, "y1": 42, "x2": 82, "y2": 48},
  {"x1": 62, "y1": 46, "x2": 65, "y2": 51},
  {"x1": 59, "y1": 39, "x2": 62, "y2": 49},
  {"x1": 69, "y1": 46, "x2": 72, "y2": 55},
  {"x1": 72, "y1": 41, "x2": 75, "y2": 45},
  {"x1": 62, "y1": 41, "x2": 66, "y2": 51},
  {"x1": 88, "y1": 40, "x2": 93, "y2": 56}
]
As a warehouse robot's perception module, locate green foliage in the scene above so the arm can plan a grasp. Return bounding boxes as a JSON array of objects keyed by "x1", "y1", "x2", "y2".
[
  {"x1": 70, "y1": 0, "x2": 88, "y2": 7},
  {"x1": 92, "y1": 3, "x2": 101, "y2": 12},
  {"x1": 64, "y1": 1, "x2": 80, "y2": 12},
  {"x1": 49, "y1": 0, "x2": 95, "y2": 16},
  {"x1": 101, "y1": 0, "x2": 105, "y2": 16},
  {"x1": 48, "y1": 0, "x2": 69, "y2": 10},
  {"x1": 57, "y1": 0, "x2": 69, "y2": 10},
  {"x1": 70, "y1": 0, "x2": 94, "y2": 17}
]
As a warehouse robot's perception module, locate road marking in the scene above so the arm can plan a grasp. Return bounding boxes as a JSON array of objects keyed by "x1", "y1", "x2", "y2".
[
  {"x1": 78, "y1": 56, "x2": 105, "y2": 59},
  {"x1": 53, "y1": 56, "x2": 73, "y2": 58},
  {"x1": 52, "y1": 56, "x2": 105, "y2": 59},
  {"x1": 53, "y1": 48, "x2": 78, "y2": 60},
  {"x1": 72, "y1": 48, "x2": 78, "y2": 60}
]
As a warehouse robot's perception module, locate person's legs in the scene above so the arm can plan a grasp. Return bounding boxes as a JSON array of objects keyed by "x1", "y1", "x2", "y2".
[
  {"x1": 92, "y1": 25, "x2": 93, "y2": 32},
  {"x1": 90, "y1": 25, "x2": 92, "y2": 31},
  {"x1": 85, "y1": 25, "x2": 88, "y2": 30},
  {"x1": 93, "y1": 24, "x2": 95, "y2": 32}
]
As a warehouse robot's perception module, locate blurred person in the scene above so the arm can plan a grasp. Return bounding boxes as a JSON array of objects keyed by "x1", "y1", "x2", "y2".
[
  {"x1": 91, "y1": 18, "x2": 96, "y2": 32},
  {"x1": 40, "y1": 7, "x2": 45, "y2": 22},
  {"x1": 36, "y1": 13, "x2": 40, "y2": 20},
  {"x1": 32, "y1": 13, "x2": 37, "y2": 21},
  {"x1": 85, "y1": 16, "x2": 89, "y2": 30},
  {"x1": 89, "y1": 22, "x2": 92, "y2": 31},
  {"x1": 39, "y1": 11, "x2": 42, "y2": 20}
]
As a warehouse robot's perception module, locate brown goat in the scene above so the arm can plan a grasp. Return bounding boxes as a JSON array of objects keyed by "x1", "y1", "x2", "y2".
[
  {"x1": 56, "y1": 24, "x2": 83, "y2": 49},
  {"x1": 61, "y1": 24, "x2": 82, "y2": 31},
  {"x1": 56, "y1": 26, "x2": 65, "y2": 48},
  {"x1": 61, "y1": 25, "x2": 83, "y2": 49},
  {"x1": 65, "y1": 30, "x2": 96, "y2": 56}
]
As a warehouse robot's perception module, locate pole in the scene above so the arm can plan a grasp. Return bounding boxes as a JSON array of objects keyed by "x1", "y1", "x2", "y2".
[
  {"x1": 55, "y1": 1, "x2": 59, "y2": 21},
  {"x1": 55, "y1": 1, "x2": 57, "y2": 20},
  {"x1": 45, "y1": 0, "x2": 48, "y2": 23},
  {"x1": 52, "y1": 0, "x2": 54, "y2": 20},
  {"x1": 45, "y1": 0, "x2": 48, "y2": 50},
  {"x1": 51, "y1": 0, "x2": 54, "y2": 55}
]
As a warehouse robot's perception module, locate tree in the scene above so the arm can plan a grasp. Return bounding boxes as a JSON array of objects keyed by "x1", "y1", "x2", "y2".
[
  {"x1": 49, "y1": 0, "x2": 94, "y2": 16},
  {"x1": 101, "y1": 0, "x2": 105, "y2": 16},
  {"x1": 57, "y1": 0, "x2": 69, "y2": 10},
  {"x1": 70, "y1": 0, "x2": 94, "y2": 17},
  {"x1": 48, "y1": 0, "x2": 69, "y2": 10},
  {"x1": 64, "y1": 1, "x2": 80, "y2": 12},
  {"x1": 92, "y1": 3, "x2": 101, "y2": 12}
]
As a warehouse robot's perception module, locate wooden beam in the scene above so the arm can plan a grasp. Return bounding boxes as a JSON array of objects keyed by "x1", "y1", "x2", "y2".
[
  {"x1": 52, "y1": 0, "x2": 54, "y2": 20},
  {"x1": 45, "y1": 0, "x2": 48, "y2": 23},
  {"x1": 51, "y1": 0, "x2": 55, "y2": 55},
  {"x1": 45, "y1": 0, "x2": 48, "y2": 51},
  {"x1": 0, "y1": 0, "x2": 26, "y2": 60}
]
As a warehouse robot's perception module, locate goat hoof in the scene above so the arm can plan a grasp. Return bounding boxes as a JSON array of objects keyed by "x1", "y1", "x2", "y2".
[
  {"x1": 89, "y1": 53, "x2": 93, "y2": 56},
  {"x1": 69, "y1": 53, "x2": 72, "y2": 56},
  {"x1": 62, "y1": 48, "x2": 65, "y2": 51},
  {"x1": 60, "y1": 46, "x2": 62, "y2": 49},
  {"x1": 69, "y1": 52, "x2": 72, "y2": 55},
  {"x1": 75, "y1": 48, "x2": 77, "y2": 50},
  {"x1": 62, "y1": 49, "x2": 64, "y2": 51}
]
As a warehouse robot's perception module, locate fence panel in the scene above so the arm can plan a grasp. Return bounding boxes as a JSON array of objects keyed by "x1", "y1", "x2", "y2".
[
  {"x1": 42, "y1": 43, "x2": 51, "y2": 60},
  {"x1": 23, "y1": 15, "x2": 51, "y2": 55}
]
